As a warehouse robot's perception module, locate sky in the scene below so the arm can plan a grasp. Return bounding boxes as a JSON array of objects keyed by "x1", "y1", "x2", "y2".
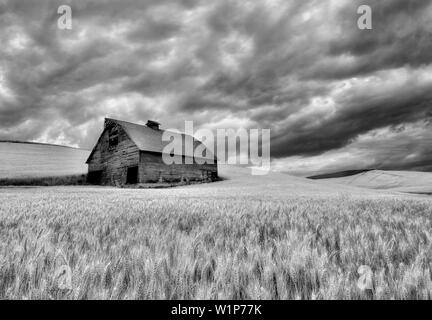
[{"x1": 0, "y1": 0, "x2": 432, "y2": 176}]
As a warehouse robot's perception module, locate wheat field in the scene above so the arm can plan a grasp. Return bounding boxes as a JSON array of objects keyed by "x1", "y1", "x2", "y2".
[{"x1": 1, "y1": 170, "x2": 432, "y2": 300}]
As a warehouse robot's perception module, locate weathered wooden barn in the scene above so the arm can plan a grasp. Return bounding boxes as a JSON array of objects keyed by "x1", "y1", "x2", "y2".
[{"x1": 86, "y1": 118, "x2": 218, "y2": 186}]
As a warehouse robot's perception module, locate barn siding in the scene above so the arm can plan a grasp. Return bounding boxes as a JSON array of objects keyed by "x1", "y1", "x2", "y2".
[
  {"x1": 87, "y1": 123, "x2": 140, "y2": 185},
  {"x1": 139, "y1": 151, "x2": 218, "y2": 183}
]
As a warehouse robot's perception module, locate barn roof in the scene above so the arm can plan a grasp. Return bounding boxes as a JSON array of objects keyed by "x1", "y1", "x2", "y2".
[{"x1": 86, "y1": 118, "x2": 216, "y2": 163}]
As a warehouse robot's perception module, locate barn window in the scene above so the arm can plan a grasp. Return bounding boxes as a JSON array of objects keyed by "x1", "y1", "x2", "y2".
[
  {"x1": 126, "y1": 166, "x2": 139, "y2": 184},
  {"x1": 109, "y1": 128, "x2": 119, "y2": 148}
]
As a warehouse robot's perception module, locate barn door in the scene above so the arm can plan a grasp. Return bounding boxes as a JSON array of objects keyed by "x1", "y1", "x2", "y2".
[
  {"x1": 202, "y1": 170, "x2": 216, "y2": 181},
  {"x1": 87, "y1": 170, "x2": 103, "y2": 184},
  {"x1": 126, "y1": 166, "x2": 139, "y2": 184},
  {"x1": 209, "y1": 171, "x2": 217, "y2": 181}
]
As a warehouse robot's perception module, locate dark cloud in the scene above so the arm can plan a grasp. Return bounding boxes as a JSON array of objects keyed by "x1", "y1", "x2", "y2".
[
  {"x1": 0, "y1": 0, "x2": 431, "y2": 174},
  {"x1": 271, "y1": 71, "x2": 432, "y2": 157},
  {"x1": 314, "y1": 0, "x2": 432, "y2": 80}
]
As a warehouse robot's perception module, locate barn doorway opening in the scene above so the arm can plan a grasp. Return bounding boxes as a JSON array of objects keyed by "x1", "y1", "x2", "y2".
[
  {"x1": 209, "y1": 171, "x2": 218, "y2": 181},
  {"x1": 126, "y1": 166, "x2": 139, "y2": 184},
  {"x1": 201, "y1": 170, "x2": 217, "y2": 181},
  {"x1": 87, "y1": 170, "x2": 103, "y2": 184}
]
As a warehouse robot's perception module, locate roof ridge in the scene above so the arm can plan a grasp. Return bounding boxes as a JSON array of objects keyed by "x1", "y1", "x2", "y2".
[
  {"x1": 106, "y1": 117, "x2": 198, "y2": 138},
  {"x1": 106, "y1": 117, "x2": 146, "y2": 127}
]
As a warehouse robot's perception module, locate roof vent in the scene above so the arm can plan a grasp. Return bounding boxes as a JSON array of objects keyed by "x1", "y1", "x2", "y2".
[{"x1": 146, "y1": 120, "x2": 160, "y2": 130}]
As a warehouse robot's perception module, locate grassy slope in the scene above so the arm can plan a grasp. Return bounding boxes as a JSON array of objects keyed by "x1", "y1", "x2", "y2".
[
  {"x1": 0, "y1": 141, "x2": 90, "y2": 179},
  {"x1": 1, "y1": 141, "x2": 428, "y2": 195},
  {"x1": 320, "y1": 170, "x2": 432, "y2": 194},
  {"x1": 0, "y1": 141, "x2": 373, "y2": 194}
]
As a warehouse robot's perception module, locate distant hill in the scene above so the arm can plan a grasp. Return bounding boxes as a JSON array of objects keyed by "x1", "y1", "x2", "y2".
[
  {"x1": 1, "y1": 141, "x2": 430, "y2": 196},
  {"x1": 200, "y1": 164, "x2": 382, "y2": 197},
  {"x1": 316, "y1": 169, "x2": 432, "y2": 194},
  {"x1": 308, "y1": 169, "x2": 374, "y2": 180},
  {"x1": 0, "y1": 140, "x2": 82, "y2": 148},
  {"x1": 0, "y1": 141, "x2": 90, "y2": 179}
]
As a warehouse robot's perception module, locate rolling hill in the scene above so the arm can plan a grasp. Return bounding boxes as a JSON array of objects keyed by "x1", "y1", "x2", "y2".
[
  {"x1": 0, "y1": 141, "x2": 375, "y2": 196},
  {"x1": 317, "y1": 169, "x2": 432, "y2": 194},
  {"x1": 308, "y1": 169, "x2": 374, "y2": 180},
  {"x1": 0, "y1": 141, "x2": 90, "y2": 179},
  {"x1": 1, "y1": 141, "x2": 430, "y2": 196}
]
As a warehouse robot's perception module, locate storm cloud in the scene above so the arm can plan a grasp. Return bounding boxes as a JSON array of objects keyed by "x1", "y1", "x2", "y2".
[{"x1": 0, "y1": 0, "x2": 431, "y2": 175}]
